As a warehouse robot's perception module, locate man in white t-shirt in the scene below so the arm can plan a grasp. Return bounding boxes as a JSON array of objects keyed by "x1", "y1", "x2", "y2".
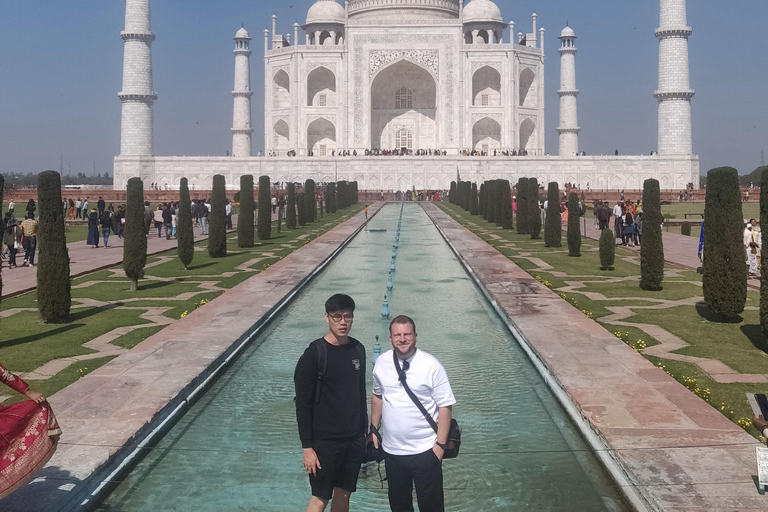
[{"x1": 370, "y1": 315, "x2": 455, "y2": 512}]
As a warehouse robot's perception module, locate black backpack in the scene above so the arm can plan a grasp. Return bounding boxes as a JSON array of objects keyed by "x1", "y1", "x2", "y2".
[{"x1": 295, "y1": 339, "x2": 365, "y2": 404}]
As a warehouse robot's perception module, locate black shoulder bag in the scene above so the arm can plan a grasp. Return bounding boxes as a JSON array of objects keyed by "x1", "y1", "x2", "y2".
[{"x1": 393, "y1": 351, "x2": 461, "y2": 459}]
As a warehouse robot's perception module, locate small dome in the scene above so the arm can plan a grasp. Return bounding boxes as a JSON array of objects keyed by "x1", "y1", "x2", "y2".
[
  {"x1": 560, "y1": 25, "x2": 575, "y2": 38},
  {"x1": 463, "y1": 0, "x2": 503, "y2": 24},
  {"x1": 306, "y1": 0, "x2": 346, "y2": 25},
  {"x1": 235, "y1": 27, "x2": 250, "y2": 39}
]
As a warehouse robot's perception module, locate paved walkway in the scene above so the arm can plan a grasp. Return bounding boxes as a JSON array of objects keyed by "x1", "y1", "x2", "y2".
[
  {"x1": 425, "y1": 203, "x2": 765, "y2": 511},
  {"x1": 0, "y1": 204, "x2": 379, "y2": 512}
]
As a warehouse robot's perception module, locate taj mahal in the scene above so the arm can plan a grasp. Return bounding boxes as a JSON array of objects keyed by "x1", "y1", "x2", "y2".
[{"x1": 113, "y1": 0, "x2": 700, "y2": 191}]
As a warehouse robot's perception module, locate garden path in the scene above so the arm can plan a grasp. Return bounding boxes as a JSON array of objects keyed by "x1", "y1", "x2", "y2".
[{"x1": 460, "y1": 216, "x2": 768, "y2": 386}]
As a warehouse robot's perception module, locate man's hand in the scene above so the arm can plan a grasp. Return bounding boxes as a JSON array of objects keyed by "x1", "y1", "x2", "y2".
[
  {"x1": 366, "y1": 433, "x2": 379, "y2": 449},
  {"x1": 753, "y1": 415, "x2": 768, "y2": 433},
  {"x1": 432, "y1": 444, "x2": 444, "y2": 462},
  {"x1": 303, "y1": 448, "x2": 322, "y2": 477}
]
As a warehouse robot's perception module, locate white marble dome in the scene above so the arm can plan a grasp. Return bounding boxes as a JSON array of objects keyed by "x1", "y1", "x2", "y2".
[
  {"x1": 235, "y1": 27, "x2": 250, "y2": 39},
  {"x1": 463, "y1": 0, "x2": 503, "y2": 24},
  {"x1": 560, "y1": 25, "x2": 575, "y2": 38},
  {"x1": 306, "y1": 0, "x2": 346, "y2": 25}
]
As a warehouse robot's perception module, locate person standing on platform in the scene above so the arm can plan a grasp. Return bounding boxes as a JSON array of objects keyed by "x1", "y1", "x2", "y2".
[
  {"x1": 81, "y1": 198, "x2": 89, "y2": 219},
  {"x1": 294, "y1": 294, "x2": 367, "y2": 512},
  {"x1": 370, "y1": 315, "x2": 456, "y2": 512},
  {"x1": 225, "y1": 200, "x2": 233, "y2": 230},
  {"x1": 100, "y1": 208, "x2": 113, "y2": 248},
  {"x1": 20, "y1": 212, "x2": 38, "y2": 266},
  {"x1": 86, "y1": 209, "x2": 100, "y2": 248},
  {"x1": 75, "y1": 198, "x2": 82, "y2": 219},
  {"x1": 3, "y1": 219, "x2": 22, "y2": 269}
]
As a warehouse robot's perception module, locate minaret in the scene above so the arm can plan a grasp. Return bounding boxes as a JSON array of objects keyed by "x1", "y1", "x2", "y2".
[
  {"x1": 557, "y1": 24, "x2": 580, "y2": 156},
  {"x1": 231, "y1": 27, "x2": 253, "y2": 157},
  {"x1": 655, "y1": 0, "x2": 694, "y2": 155},
  {"x1": 118, "y1": 0, "x2": 156, "y2": 156}
]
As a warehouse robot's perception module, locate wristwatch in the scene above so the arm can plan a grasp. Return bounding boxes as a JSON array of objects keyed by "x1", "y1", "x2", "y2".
[{"x1": 435, "y1": 441, "x2": 448, "y2": 450}]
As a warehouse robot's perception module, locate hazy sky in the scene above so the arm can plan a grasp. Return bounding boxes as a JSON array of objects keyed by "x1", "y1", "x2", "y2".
[{"x1": 1, "y1": 0, "x2": 766, "y2": 178}]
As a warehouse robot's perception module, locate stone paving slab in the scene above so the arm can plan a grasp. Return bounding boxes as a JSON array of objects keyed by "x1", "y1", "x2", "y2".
[
  {"x1": 1, "y1": 204, "x2": 379, "y2": 511},
  {"x1": 424, "y1": 203, "x2": 765, "y2": 511}
]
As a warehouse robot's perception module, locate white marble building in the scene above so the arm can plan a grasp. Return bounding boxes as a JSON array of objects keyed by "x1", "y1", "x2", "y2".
[{"x1": 113, "y1": 0, "x2": 700, "y2": 191}]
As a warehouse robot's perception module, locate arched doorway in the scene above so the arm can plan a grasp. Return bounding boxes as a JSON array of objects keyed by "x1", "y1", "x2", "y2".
[
  {"x1": 307, "y1": 118, "x2": 336, "y2": 156},
  {"x1": 472, "y1": 66, "x2": 501, "y2": 106},
  {"x1": 307, "y1": 67, "x2": 336, "y2": 107},
  {"x1": 273, "y1": 70, "x2": 290, "y2": 109},
  {"x1": 370, "y1": 60, "x2": 437, "y2": 151},
  {"x1": 472, "y1": 117, "x2": 501, "y2": 153}
]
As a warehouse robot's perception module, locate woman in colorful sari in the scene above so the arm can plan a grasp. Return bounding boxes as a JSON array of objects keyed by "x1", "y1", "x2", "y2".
[{"x1": 0, "y1": 364, "x2": 61, "y2": 500}]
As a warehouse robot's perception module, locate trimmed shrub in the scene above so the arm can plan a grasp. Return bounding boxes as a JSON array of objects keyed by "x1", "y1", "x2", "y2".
[
  {"x1": 286, "y1": 183, "x2": 297, "y2": 229},
  {"x1": 529, "y1": 178, "x2": 541, "y2": 239},
  {"x1": 237, "y1": 175, "x2": 254, "y2": 248},
  {"x1": 479, "y1": 183, "x2": 485, "y2": 219},
  {"x1": 330, "y1": 182, "x2": 337, "y2": 213},
  {"x1": 500, "y1": 180, "x2": 514, "y2": 229},
  {"x1": 177, "y1": 178, "x2": 194, "y2": 269},
  {"x1": 640, "y1": 179, "x2": 664, "y2": 290},
  {"x1": 257, "y1": 175, "x2": 271, "y2": 240},
  {"x1": 124, "y1": 178, "x2": 147, "y2": 291},
  {"x1": 599, "y1": 228, "x2": 615, "y2": 270},
  {"x1": 544, "y1": 182, "x2": 562, "y2": 247},
  {"x1": 208, "y1": 174, "x2": 227, "y2": 258},
  {"x1": 470, "y1": 183, "x2": 479, "y2": 215},
  {"x1": 761, "y1": 168, "x2": 768, "y2": 337},
  {"x1": 703, "y1": 167, "x2": 746, "y2": 319},
  {"x1": 486, "y1": 181, "x2": 496, "y2": 224},
  {"x1": 680, "y1": 221, "x2": 691, "y2": 236},
  {"x1": 516, "y1": 177, "x2": 529, "y2": 234},
  {"x1": 449, "y1": 181, "x2": 457, "y2": 204},
  {"x1": 36, "y1": 171, "x2": 70, "y2": 323},
  {"x1": 319, "y1": 194, "x2": 324, "y2": 218},
  {"x1": 325, "y1": 184, "x2": 331, "y2": 213},
  {"x1": 305, "y1": 179, "x2": 316, "y2": 222},
  {"x1": 494, "y1": 180, "x2": 503, "y2": 227},
  {"x1": 567, "y1": 192, "x2": 581, "y2": 256},
  {"x1": 298, "y1": 192, "x2": 307, "y2": 226}
]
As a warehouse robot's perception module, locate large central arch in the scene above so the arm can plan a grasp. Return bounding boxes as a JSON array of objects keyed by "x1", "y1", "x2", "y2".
[{"x1": 370, "y1": 60, "x2": 437, "y2": 150}]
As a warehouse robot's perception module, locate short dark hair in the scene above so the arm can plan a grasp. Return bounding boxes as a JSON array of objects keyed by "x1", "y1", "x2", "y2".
[
  {"x1": 389, "y1": 315, "x2": 416, "y2": 334},
  {"x1": 325, "y1": 294, "x2": 355, "y2": 314}
]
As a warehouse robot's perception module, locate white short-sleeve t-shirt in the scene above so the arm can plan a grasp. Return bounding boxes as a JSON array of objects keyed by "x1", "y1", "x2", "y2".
[{"x1": 372, "y1": 349, "x2": 456, "y2": 456}]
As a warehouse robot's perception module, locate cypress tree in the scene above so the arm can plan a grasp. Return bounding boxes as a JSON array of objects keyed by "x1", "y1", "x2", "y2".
[
  {"x1": 36, "y1": 171, "x2": 70, "y2": 323},
  {"x1": 319, "y1": 194, "x2": 324, "y2": 218},
  {"x1": 286, "y1": 183, "x2": 297, "y2": 229},
  {"x1": 298, "y1": 192, "x2": 307, "y2": 226},
  {"x1": 567, "y1": 192, "x2": 581, "y2": 256},
  {"x1": 494, "y1": 180, "x2": 503, "y2": 227},
  {"x1": 470, "y1": 183, "x2": 479, "y2": 215},
  {"x1": 479, "y1": 183, "x2": 485, "y2": 219},
  {"x1": 486, "y1": 181, "x2": 497, "y2": 224},
  {"x1": 329, "y1": 182, "x2": 337, "y2": 213},
  {"x1": 177, "y1": 177, "x2": 194, "y2": 269},
  {"x1": 517, "y1": 177, "x2": 529, "y2": 234},
  {"x1": 305, "y1": 179, "x2": 316, "y2": 222},
  {"x1": 529, "y1": 178, "x2": 541, "y2": 239},
  {"x1": 449, "y1": 181, "x2": 457, "y2": 204},
  {"x1": 761, "y1": 168, "x2": 768, "y2": 337},
  {"x1": 124, "y1": 177, "x2": 147, "y2": 291},
  {"x1": 703, "y1": 167, "x2": 746, "y2": 319},
  {"x1": 500, "y1": 180, "x2": 514, "y2": 229},
  {"x1": 544, "y1": 182, "x2": 562, "y2": 247},
  {"x1": 325, "y1": 184, "x2": 331, "y2": 213},
  {"x1": 237, "y1": 175, "x2": 254, "y2": 248},
  {"x1": 257, "y1": 175, "x2": 271, "y2": 240},
  {"x1": 338, "y1": 181, "x2": 347, "y2": 209},
  {"x1": 208, "y1": 174, "x2": 227, "y2": 258},
  {"x1": 599, "y1": 228, "x2": 615, "y2": 270},
  {"x1": 640, "y1": 178, "x2": 664, "y2": 290}
]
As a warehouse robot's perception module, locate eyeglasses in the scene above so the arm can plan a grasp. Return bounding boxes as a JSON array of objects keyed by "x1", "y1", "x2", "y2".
[{"x1": 328, "y1": 314, "x2": 354, "y2": 323}]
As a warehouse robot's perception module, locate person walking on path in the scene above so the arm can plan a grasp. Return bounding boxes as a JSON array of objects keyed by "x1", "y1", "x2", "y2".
[
  {"x1": 370, "y1": 315, "x2": 456, "y2": 512},
  {"x1": 198, "y1": 200, "x2": 209, "y2": 235},
  {"x1": 100, "y1": 208, "x2": 113, "y2": 248},
  {"x1": 25, "y1": 199, "x2": 36, "y2": 219},
  {"x1": 271, "y1": 194, "x2": 278, "y2": 214},
  {"x1": 81, "y1": 198, "x2": 89, "y2": 219},
  {"x1": 75, "y1": 198, "x2": 82, "y2": 219},
  {"x1": 0, "y1": 363, "x2": 61, "y2": 500},
  {"x1": 7, "y1": 200, "x2": 14, "y2": 215},
  {"x1": 86, "y1": 209, "x2": 100, "y2": 248},
  {"x1": 67, "y1": 199, "x2": 75, "y2": 219},
  {"x1": 20, "y1": 212, "x2": 38, "y2": 266},
  {"x1": 116, "y1": 205, "x2": 125, "y2": 238},
  {"x1": 3, "y1": 219, "x2": 22, "y2": 269},
  {"x1": 162, "y1": 203, "x2": 174, "y2": 239},
  {"x1": 745, "y1": 219, "x2": 758, "y2": 277},
  {"x1": 294, "y1": 294, "x2": 367, "y2": 512},
  {"x1": 153, "y1": 205, "x2": 164, "y2": 238},
  {"x1": 97, "y1": 197, "x2": 106, "y2": 218},
  {"x1": 612, "y1": 202, "x2": 623, "y2": 242},
  {"x1": 225, "y1": 200, "x2": 233, "y2": 230}
]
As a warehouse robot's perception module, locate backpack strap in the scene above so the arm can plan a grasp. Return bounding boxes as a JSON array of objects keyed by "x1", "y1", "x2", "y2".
[{"x1": 313, "y1": 339, "x2": 327, "y2": 404}]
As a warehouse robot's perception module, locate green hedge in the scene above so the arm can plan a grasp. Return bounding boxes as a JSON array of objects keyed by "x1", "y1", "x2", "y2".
[
  {"x1": 36, "y1": 171, "x2": 71, "y2": 323},
  {"x1": 286, "y1": 183, "x2": 296, "y2": 229},
  {"x1": 123, "y1": 178, "x2": 147, "y2": 291},
  {"x1": 237, "y1": 175, "x2": 254, "y2": 248},
  {"x1": 567, "y1": 192, "x2": 581, "y2": 256},
  {"x1": 470, "y1": 182, "x2": 479, "y2": 215},
  {"x1": 599, "y1": 228, "x2": 615, "y2": 270},
  {"x1": 681, "y1": 221, "x2": 691, "y2": 236},
  {"x1": 516, "y1": 177, "x2": 529, "y2": 234},
  {"x1": 177, "y1": 178, "x2": 194, "y2": 269},
  {"x1": 544, "y1": 182, "x2": 561, "y2": 247},
  {"x1": 257, "y1": 175, "x2": 271, "y2": 240},
  {"x1": 208, "y1": 174, "x2": 227, "y2": 257},
  {"x1": 528, "y1": 178, "x2": 541, "y2": 239},
  {"x1": 297, "y1": 192, "x2": 307, "y2": 226},
  {"x1": 640, "y1": 179, "x2": 664, "y2": 290},
  {"x1": 703, "y1": 167, "x2": 745, "y2": 318}
]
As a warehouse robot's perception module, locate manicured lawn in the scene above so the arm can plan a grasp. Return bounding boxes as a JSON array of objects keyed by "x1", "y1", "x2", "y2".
[
  {"x1": 438, "y1": 202, "x2": 768, "y2": 439},
  {"x1": 0, "y1": 204, "x2": 363, "y2": 404}
]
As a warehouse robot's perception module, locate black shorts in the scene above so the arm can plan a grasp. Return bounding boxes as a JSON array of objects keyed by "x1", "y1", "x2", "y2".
[{"x1": 309, "y1": 435, "x2": 365, "y2": 500}]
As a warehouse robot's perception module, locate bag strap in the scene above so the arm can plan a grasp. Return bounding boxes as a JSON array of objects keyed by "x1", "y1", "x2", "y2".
[
  {"x1": 393, "y1": 351, "x2": 438, "y2": 433},
  {"x1": 313, "y1": 339, "x2": 327, "y2": 404}
]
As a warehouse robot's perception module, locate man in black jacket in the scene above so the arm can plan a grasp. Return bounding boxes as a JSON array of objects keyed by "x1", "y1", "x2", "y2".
[{"x1": 295, "y1": 294, "x2": 367, "y2": 512}]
